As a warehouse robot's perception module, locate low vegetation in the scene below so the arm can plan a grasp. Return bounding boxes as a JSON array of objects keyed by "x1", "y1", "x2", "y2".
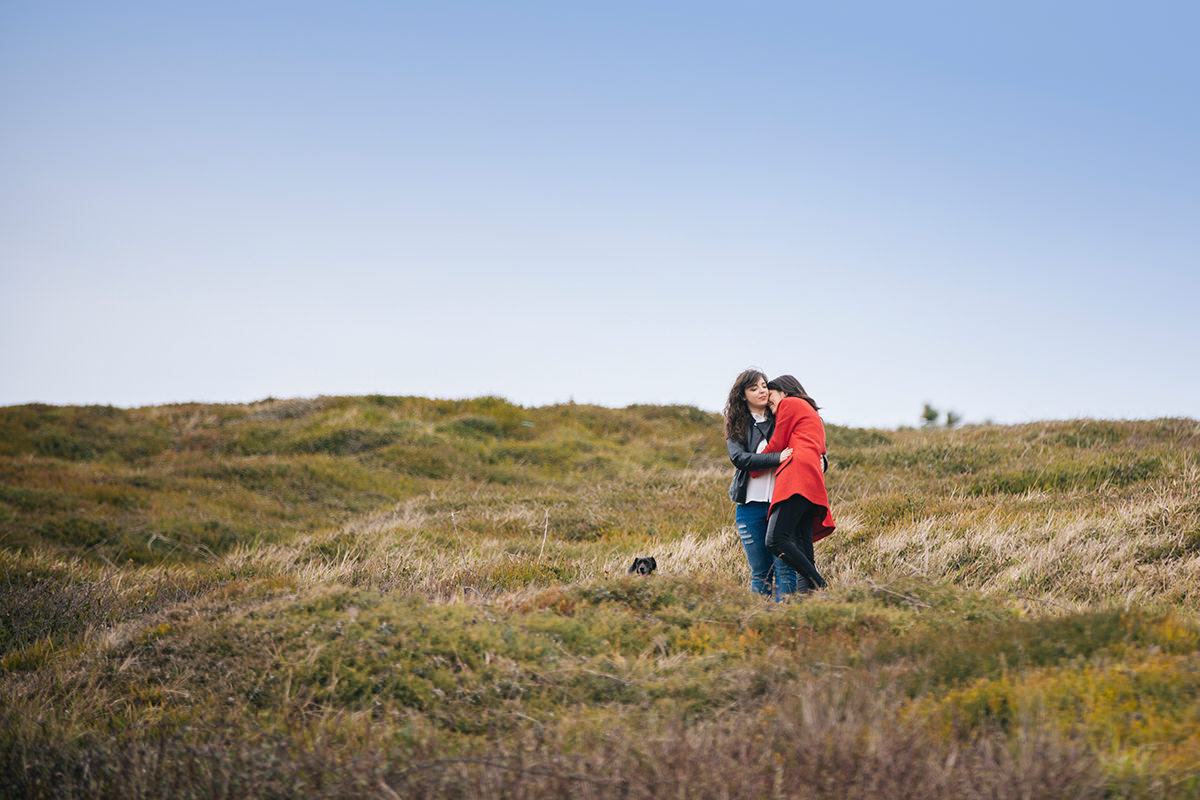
[{"x1": 2, "y1": 396, "x2": 1198, "y2": 798}]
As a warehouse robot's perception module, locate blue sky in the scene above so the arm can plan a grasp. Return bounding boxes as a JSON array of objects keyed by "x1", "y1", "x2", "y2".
[{"x1": 2, "y1": 1, "x2": 1197, "y2": 428}]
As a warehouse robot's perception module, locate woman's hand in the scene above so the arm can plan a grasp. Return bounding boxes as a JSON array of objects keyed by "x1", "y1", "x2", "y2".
[{"x1": 779, "y1": 448, "x2": 793, "y2": 463}]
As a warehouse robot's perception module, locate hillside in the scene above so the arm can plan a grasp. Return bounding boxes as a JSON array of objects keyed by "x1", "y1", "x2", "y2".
[{"x1": 2, "y1": 397, "x2": 1199, "y2": 798}]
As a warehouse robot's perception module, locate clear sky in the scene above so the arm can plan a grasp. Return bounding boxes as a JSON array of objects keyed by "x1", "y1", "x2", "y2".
[{"x1": 2, "y1": 1, "x2": 1197, "y2": 428}]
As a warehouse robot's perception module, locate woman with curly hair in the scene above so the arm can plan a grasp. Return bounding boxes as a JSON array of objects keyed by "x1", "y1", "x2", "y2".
[{"x1": 723, "y1": 369, "x2": 797, "y2": 598}]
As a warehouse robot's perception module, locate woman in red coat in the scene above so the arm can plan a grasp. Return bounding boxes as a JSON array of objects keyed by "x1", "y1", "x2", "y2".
[{"x1": 760, "y1": 375, "x2": 835, "y2": 591}]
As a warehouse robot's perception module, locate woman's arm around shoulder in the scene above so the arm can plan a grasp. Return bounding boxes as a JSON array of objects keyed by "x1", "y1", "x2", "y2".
[{"x1": 760, "y1": 398, "x2": 798, "y2": 455}]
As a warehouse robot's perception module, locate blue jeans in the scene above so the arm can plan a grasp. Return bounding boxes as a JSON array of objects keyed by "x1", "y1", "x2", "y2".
[{"x1": 735, "y1": 502, "x2": 798, "y2": 599}]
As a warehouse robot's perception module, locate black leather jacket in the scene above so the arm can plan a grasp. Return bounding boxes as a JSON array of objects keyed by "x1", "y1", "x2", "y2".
[{"x1": 726, "y1": 418, "x2": 781, "y2": 504}]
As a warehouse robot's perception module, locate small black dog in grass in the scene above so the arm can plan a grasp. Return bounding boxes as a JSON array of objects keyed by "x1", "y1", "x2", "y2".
[{"x1": 628, "y1": 556, "x2": 657, "y2": 576}]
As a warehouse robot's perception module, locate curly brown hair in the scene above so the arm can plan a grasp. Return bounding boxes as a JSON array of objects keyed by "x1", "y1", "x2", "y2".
[{"x1": 723, "y1": 369, "x2": 770, "y2": 443}]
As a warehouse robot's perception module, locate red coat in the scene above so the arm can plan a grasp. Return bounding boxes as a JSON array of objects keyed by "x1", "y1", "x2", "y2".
[{"x1": 761, "y1": 396, "x2": 836, "y2": 542}]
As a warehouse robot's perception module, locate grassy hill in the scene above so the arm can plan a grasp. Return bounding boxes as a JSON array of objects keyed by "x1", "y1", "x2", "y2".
[{"x1": 2, "y1": 396, "x2": 1198, "y2": 798}]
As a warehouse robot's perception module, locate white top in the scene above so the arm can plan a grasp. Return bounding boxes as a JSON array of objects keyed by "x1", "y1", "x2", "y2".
[{"x1": 743, "y1": 412, "x2": 776, "y2": 504}]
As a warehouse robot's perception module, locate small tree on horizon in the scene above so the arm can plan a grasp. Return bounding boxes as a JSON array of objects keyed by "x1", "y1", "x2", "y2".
[{"x1": 921, "y1": 403, "x2": 939, "y2": 427}]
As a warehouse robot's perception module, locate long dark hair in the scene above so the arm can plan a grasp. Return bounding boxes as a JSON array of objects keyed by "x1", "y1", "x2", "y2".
[
  {"x1": 767, "y1": 374, "x2": 820, "y2": 412},
  {"x1": 723, "y1": 369, "x2": 769, "y2": 443}
]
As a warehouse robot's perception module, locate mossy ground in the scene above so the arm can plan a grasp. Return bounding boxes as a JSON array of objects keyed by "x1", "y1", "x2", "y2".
[{"x1": 2, "y1": 398, "x2": 1199, "y2": 798}]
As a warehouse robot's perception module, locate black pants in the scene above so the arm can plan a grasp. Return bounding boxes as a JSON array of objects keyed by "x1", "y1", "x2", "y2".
[{"x1": 764, "y1": 495, "x2": 826, "y2": 591}]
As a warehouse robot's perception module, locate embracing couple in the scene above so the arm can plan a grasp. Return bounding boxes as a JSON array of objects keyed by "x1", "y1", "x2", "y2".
[{"x1": 724, "y1": 370, "x2": 836, "y2": 600}]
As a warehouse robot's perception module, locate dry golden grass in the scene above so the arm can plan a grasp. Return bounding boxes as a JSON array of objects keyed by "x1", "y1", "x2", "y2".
[{"x1": 2, "y1": 400, "x2": 1199, "y2": 798}]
